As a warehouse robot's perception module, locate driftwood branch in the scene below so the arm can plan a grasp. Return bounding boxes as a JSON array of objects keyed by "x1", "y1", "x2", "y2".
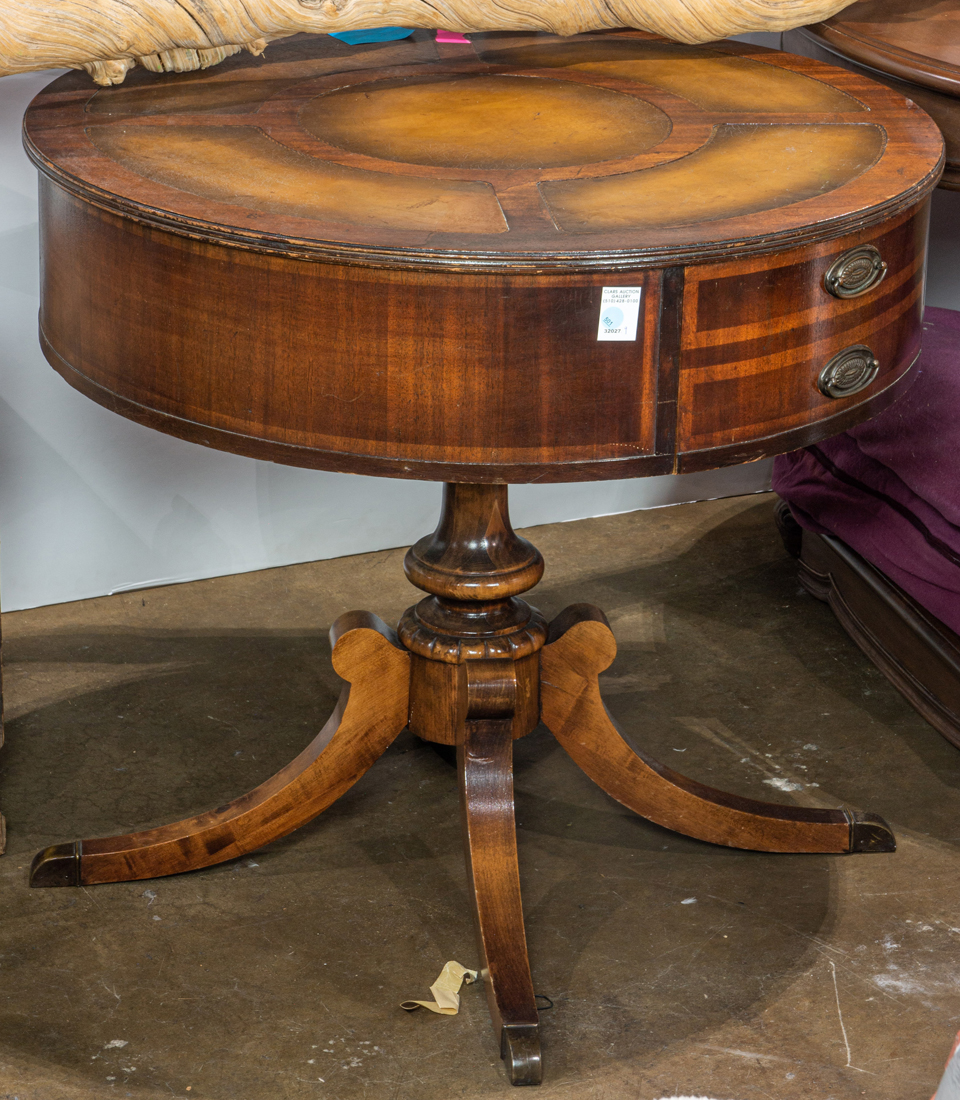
[{"x1": 0, "y1": 0, "x2": 859, "y2": 85}]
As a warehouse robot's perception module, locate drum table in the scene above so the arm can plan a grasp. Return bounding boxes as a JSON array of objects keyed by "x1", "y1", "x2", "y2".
[{"x1": 25, "y1": 30, "x2": 942, "y2": 1084}]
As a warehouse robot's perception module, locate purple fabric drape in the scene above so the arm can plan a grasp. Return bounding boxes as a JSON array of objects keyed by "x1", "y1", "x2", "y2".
[{"x1": 773, "y1": 306, "x2": 960, "y2": 634}]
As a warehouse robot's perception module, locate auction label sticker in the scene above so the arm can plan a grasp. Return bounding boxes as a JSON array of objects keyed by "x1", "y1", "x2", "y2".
[{"x1": 597, "y1": 287, "x2": 642, "y2": 341}]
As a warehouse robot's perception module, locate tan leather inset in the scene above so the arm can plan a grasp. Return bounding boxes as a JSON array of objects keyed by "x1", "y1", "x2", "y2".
[
  {"x1": 541, "y1": 124, "x2": 885, "y2": 231},
  {"x1": 299, "y1": 74, "x2": 672, "y2": 169},
  {"x1": 476, "y1": 40, "x2": 866, "y2": 113},
  {"x1": 86, "y1": 125, "x2": 509, "y2": 233}
]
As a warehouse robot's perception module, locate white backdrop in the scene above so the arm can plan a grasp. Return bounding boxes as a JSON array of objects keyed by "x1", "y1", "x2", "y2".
[{"x1": 2, "y1": 42, "x2": 958, "y2": 612}]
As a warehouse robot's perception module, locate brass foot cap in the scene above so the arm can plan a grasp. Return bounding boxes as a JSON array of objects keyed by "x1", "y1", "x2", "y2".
[
  {"x1": 30, "y1": 841, "x2": 81, "y2": 887},
  {"x1": 501, "y1": 1023, "x2": 542, "y2": 1086},
  {"x1": 849, "y1": 811, "x2": 896, "y2": 853}
]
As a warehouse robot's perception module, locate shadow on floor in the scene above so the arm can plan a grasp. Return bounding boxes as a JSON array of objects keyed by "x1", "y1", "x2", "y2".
[{"x1": 0, "y1": 496, "x2": 956, "y2": 1099}]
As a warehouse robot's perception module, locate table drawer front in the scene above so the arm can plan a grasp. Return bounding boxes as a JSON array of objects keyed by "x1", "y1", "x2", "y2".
[{"x1": 675, "y1": 206, "x2": 928, "y2": 457}]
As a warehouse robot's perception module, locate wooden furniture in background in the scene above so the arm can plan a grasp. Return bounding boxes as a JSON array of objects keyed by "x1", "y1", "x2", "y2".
[
  {"x1": 777, "y1": 502, "x2": 960, "y2": 751},
  {"x1": 784, "y1": 0, "x2": 960, "y2": 190},
  {"x1": 23, "y1": 31, "x2": 942, "y2": 1083}
]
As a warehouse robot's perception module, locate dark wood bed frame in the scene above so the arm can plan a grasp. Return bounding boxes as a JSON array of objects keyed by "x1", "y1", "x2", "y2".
[{"x1": 776, "y1": 500, "x2": 960, "y2": 750}]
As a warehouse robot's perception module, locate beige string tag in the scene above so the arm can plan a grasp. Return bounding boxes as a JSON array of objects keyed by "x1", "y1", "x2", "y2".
[{"x1": 400, "y1": 961, "x2": 478, "y2": 1015}]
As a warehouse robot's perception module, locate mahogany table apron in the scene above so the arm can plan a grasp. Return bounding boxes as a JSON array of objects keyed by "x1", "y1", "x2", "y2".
[{"x1": 23, "y1": 29, "x2": 943, "y2": 1085}]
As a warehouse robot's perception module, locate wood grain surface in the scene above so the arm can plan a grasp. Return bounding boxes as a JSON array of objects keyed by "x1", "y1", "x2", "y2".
[
  {"x1": 0, "y1": 0, "x2": 863, "y2": 85},
  {"x1": 792, "y1": 0, "x2": 960, "y2": 95},
  {"x1": 540, "y1": 603, "x2": 894, "y2": 853},
  {"x1": 793, "y1": 519, "x2": 960, "y2": 752},
  {"x1": 784, "y1": 1, "x2": 960, "y2": 190},
  {"x1": 26, "y1": 32, "x2": 943, "y2": 483},
  {"x1": 31, "y1": 612, "x2": 410, "y2": 886},
  {"x1": 458, "y1": 659, "x2": 541, "y2": 1086}
]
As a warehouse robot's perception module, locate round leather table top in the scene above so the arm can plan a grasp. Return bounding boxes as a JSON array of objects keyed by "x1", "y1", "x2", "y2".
[
  {"x1": 22, "y1": 32, "x2": 944, "y2": 484},
  {"x1": 25, "y1": 30, "x2": 943, "y2": 271}
]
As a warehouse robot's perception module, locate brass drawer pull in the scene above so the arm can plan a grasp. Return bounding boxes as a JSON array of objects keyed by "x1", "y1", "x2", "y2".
[
  {"x1": 818, "y1": 345, "x2": 879, "y2": 398},
  {"x1": 824, "y1": 245, "x2": 887, "y2": 298}
]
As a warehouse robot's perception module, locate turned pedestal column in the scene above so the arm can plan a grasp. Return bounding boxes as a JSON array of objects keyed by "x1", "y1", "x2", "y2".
[{"x1": 23, "y1": 29, "x2": 942, "y2": 1083}]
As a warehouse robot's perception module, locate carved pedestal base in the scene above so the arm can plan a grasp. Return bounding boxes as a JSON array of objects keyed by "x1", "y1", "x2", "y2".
[{"x1": 31, "y1": 485, "x2": 895, "y2": 1085}]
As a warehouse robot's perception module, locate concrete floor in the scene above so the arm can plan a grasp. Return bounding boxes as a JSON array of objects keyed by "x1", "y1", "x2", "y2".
[{"x1": 1, "y1": 492, "x2": 958, "y2": 1100}]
